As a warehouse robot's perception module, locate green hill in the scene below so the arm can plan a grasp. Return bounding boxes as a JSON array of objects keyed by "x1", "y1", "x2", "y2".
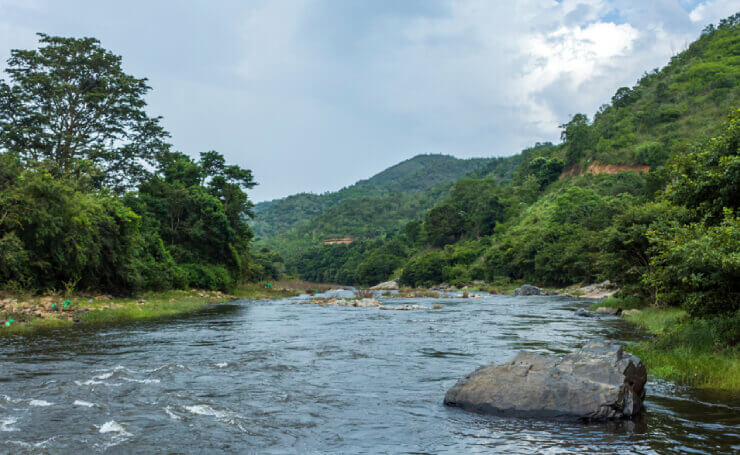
[{"x1": 251, "y1": 154, "x2": 496, "y2": 249}]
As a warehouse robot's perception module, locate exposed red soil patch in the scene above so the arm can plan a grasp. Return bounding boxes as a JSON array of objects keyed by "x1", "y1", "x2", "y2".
[
  {"x1": 560, "y1": 162, "x2": 650, "y2": 178},
  {"x1": 323, "y1": 237, "x2": 355, "y2": 245}
]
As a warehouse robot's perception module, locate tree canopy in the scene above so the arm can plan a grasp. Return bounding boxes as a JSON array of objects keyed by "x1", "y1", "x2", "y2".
[{"x1": 0, "y1": 33, "x2": 169, "y2": 191}]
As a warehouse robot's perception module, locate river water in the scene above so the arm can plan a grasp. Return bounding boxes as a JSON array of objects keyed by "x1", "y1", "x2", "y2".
[{"x1": 0, "y1": 292, "x2": 738, "y2": 454}]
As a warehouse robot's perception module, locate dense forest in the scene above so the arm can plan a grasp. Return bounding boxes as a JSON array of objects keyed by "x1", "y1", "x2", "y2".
[
  {"x1": 267, "y1": 16, "x2": 739, "y2": 321},
  {"x1": 0, "y1": 34, "x2": 276, "y2": 293}
]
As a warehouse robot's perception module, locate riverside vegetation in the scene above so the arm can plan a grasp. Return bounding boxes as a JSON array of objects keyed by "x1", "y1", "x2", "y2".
[
  {"x1": 0, "y1": 34, "x2": 289, "y2": 332},
  {"x1": 253, "y1": 16, "x2": 740, "y2": 391}
]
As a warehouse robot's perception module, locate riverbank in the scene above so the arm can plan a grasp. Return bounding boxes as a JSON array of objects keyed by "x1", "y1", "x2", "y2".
[
  {"x1": 592, "y1": 298, "x2": 739, "y2": 392},
  {"x1": 0, "y1": 282, "x2": 302, "y2": 336}
]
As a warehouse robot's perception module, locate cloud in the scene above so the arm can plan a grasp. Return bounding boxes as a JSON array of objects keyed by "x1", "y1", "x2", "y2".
[
  {"x1": 689, "y1": 0, "x2": 739, "y2": 24},
  {"x1": 0, "y1": 0, "x2": 732, "y2": 201}
]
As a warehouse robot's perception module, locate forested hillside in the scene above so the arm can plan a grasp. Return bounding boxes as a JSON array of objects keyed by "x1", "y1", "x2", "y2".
[
  {"x1": 252, "y1": 154, "x2": 495, "y2": 240},
  {"x1": 252, "y1": 154, "x2": 503, "y2": 259},
  {"x1": 288, "y1": 13, "x2": 739, "y2": 321}
]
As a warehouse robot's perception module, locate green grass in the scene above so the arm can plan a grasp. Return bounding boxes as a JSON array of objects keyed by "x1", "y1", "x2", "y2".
[
  {"x1": 622, "y1": 307, "x2": 739, "y2": 391},
  {"x1": 588, "y1": 295, "x2": 648, "y2": 311},
  {"x1": 583, "y1": 295, "x2": 739, "y2": 391},
  {"x1": 0, "y1": 290, "x2": 228, "y2": 336},
  {"x1": 0, "y1": 284, "x2": 303, "y2": 337}
]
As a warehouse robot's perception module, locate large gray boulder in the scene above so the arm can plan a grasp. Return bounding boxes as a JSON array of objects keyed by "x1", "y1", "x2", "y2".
[
  {"x1": 444, "y1": 341, "x2": 646, "y2": 421},
  {"x1": 512, "y1": 284, "x2": 547, "y2": 296}
]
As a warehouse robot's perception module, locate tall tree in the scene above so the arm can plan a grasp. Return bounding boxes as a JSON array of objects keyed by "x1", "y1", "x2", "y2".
[
  {"x1": 0, "y1": 34, "x2": 169, "y2": 191},
  {"x1": 560, "y1": 113, "x2": 592, "y2": 165}
]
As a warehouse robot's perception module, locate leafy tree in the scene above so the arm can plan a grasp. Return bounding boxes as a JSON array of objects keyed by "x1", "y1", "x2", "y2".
[
  {"x1": 521, "y1": 156, "x2": 564, "y2": 189},
  {"x1": 0, "y1": 162, "x2": 158, "y2": 292},
  {"x1": 129, "y1": 151, "x2": 255, "y2": 284},
  {"x1": 644, "y1": 211, "x2": 739, "y2": 316},
  {"x1": 400, "y1": 251, "x2": 447, "y2": 287},
  {"x1": 0, "y1": 34, "x2": 169, "y2": 191},
  {"x1": 560, "y1": 113, "x2": 592, "y2": 165},
  {"x1": 642, "y1": 111, "x2": 740, "y2": 315},
  {"x1": 611, "y1": 86, "x2": 640, "y2": 108},
  {"x1": 663, "y1": 109, "x2": 739, "y2": 223},
  {"x1": 423, "y1": 204, "x2": 467, "y2": 247}
]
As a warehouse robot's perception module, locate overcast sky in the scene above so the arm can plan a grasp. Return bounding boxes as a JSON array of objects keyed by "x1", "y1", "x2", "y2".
[{"x1": 1, "y1": 0, "x2": 738, "y2": 201}]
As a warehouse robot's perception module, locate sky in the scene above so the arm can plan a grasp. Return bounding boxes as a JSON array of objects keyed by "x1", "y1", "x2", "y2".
[{"x1": 0, "y1": 0, "x2": 738, "y2": 202}]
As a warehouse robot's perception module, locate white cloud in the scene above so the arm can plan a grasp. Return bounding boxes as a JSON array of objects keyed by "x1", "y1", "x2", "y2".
[
  {"x1": 524, "y1": 22, "x2": 640, "y2": 90},
  {"x1": 0, "y1": 0, "x2": 726, "y2": 200},
  {"x1": 689, "y1": 0, "x2": 739, "y2": 24}
]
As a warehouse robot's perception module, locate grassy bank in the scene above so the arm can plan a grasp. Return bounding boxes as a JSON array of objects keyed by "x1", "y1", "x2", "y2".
[
  {"x1": 0, "y1": 283, "x2": 303, "y2": 336},
  {"x1": 593, "y1": 298, "x2": 739, "y2": 391}
]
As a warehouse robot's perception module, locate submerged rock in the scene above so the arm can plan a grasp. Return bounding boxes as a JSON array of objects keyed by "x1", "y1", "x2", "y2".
[
  {"x1": 575, "y1": 308, "x2": 599, "y2": 318},
  {"x1": 444, "y1": 341, "x2": 646, "y2": 421},
  {"x1": 512, "y1": 285, "x2": 547, "y2": 296}
]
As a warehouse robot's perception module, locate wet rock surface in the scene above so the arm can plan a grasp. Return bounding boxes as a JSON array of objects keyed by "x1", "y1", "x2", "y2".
[
  {"x1": 444, "y1": 341, "x2": 647, "y2": 421},
  {"x1": 571, "y1": 281, "x2": 619, "y2": 299},
  {"x1": 513, "y1": 285, "x2": 547, "y2": 296},
  {"x1": 370, "y1": 280, "x2": 399, "y2": 290},
  {"x1": 575, "y1": 308, "x2": 599, "y2": 318},
  {"x1": 297, "y1": 297, "x2": 435, "y2": 311}
]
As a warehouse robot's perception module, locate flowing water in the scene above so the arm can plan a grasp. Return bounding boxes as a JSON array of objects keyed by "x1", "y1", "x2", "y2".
[{"x1": 0, "y1": 292, "x2": 738, "y2": 454}]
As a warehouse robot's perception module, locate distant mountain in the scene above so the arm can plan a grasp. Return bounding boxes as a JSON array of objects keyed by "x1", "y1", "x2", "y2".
[{"x1": 251, "y1": 154, "x2": 494, "y2": 241}]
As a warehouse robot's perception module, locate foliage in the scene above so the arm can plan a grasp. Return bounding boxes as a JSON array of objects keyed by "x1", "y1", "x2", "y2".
[
  {"x1": 484, "y1": 185, "x2": 638, "y2": 286},
  {"x1": 399, "y1": 250, "x2": 448, "y2": 287},
  {"x1": 645, "y1": 210, "x2": 739, "y2": 316},
  {"x1": 663, "y1": 109, "x2": 739, "y2": 223},
  {"x1": 0, "y1": 36, "x2": 260, "y2": 294},
  {"x1": 0, "y1": 162, "x2": 154, "y2": 292},
  {"x1": 560, "y1": 113, "x2": 593, "y2": 165},
  {"x1": 423, "y1": 178, "x2": 504, "y2": 246}
]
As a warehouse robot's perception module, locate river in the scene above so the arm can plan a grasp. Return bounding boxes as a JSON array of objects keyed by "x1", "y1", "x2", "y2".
[{"x1": 1, "y1": 291, "x2": 738, "y2": 453}]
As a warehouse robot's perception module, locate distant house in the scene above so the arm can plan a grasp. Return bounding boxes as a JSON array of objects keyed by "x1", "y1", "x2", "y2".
[{"x1": 322, "y1": 237, "x2": 355, "y2": 245}]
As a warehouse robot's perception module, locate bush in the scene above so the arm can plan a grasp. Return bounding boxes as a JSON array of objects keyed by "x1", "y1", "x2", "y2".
[
  {"x1": 400, "y1": 251, "x2": 448, "y2": 287},
  {"x1": 356, "y1": 252, "x2": 402, "y2": 285},
  {"x1": 180, "y1": 263, "x2": 234, "y2": 291},
  {"x1": 0, "y1": 168, "x2": 153, "y2": 293}
]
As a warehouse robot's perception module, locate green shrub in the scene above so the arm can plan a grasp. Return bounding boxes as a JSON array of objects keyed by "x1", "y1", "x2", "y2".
[
  {"x1": 181, "y1": 263, "x2": 233, "y2": 291},
  {"x1": 400, "y1": 251, "x2": 448, "y2": 287}
]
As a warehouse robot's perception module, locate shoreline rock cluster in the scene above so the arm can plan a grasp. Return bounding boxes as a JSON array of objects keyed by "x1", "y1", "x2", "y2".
[
  {"x1": 567, "y1": 281, "x2": 619, "y2": 299},
  {"x1": 297, "y1": 297, "x2": 436, "y2": 311},
  {"x1": 512, "y1": 284, "x2": 549, "y2": 296}
]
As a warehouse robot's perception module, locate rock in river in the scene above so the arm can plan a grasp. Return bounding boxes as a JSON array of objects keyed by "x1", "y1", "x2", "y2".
[
  {"x1": 370, "y1": 280, "x2": 399, "y2": 291},
  {"x1": 512, "y1": 284, "x2": 547, "y2": 296},
  {"x1": 444, "y1": 341, "x2": 646, "y2": 421},
  {"x1": 575, "y1": 308, "x2": 599, "y2": 318}
]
